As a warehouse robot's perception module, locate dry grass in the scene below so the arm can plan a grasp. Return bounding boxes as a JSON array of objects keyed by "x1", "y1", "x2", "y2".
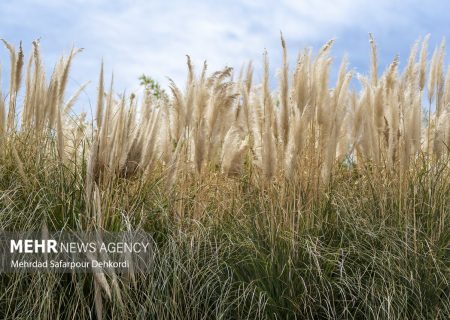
[
  {"x1": 0, "y1": 35, "x2": 448, "y2": 319},
  {"x1": 2, "y1": 36, "x2": 450, "y2": 193}
]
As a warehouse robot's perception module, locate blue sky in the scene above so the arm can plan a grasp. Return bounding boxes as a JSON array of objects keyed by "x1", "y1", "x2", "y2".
[{"x1": 0, "y1": 0, "x2": 448, "y2": 113}]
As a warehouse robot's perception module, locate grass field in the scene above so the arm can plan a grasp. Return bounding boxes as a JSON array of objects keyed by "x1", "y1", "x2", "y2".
[{"x1": 0, "y1": 36, "x2": 449, "y2": 319}]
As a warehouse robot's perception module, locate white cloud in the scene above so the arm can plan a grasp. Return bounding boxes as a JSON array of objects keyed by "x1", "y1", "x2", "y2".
[
  {"x1": 0, "y1": 0, "x2": 443, "y2": 113},
  {"x1": 66, "y1": 0, "x2": 388, "y2": 85}
]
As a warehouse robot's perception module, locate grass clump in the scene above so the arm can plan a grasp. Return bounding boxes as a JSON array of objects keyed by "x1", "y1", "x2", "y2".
[{"x1": 0, "y1": 36, "x2": 448, "y2": 319}]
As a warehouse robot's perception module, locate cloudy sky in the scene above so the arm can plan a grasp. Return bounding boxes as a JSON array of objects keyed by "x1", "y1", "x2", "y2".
[{"x1": 0, "y1": 0, "x2": 448, "y2": 113}]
